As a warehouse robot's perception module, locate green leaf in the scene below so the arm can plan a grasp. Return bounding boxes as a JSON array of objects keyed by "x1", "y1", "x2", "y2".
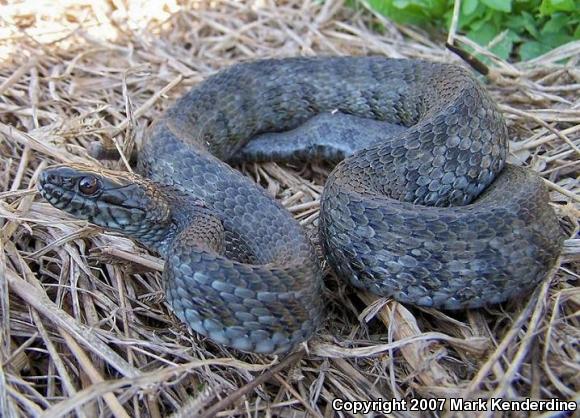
[
  {"x1": 392, "y1": 0, "x2": 412, "y2": 7},
  {"x1": 490, "y1": 29, "x2": 520, "y2": 59},
  {"x1": 540, "y1": 0, "x2": 577, "y2": 14},
  {"x1": 469, "y1": 8, "x2": 497, "y2": 31},
  {"x1": 360, "y1": 0, "x2": 578, "y2": 62},
  {"x1": 468, "y1": 21, "x2": 501, "y2": 45},
  {"x1": 502, "y1": 11, "x2": 542, "y2": 40},
  {"x1": 519, "y1": 40, "x2": 554, "y2": 59},
  {"x1": 366, "y1": 0, "x2": 431, "y2": 24},
  {"x1": 541, "y1": 31, "x2": 574, "y2": 46},
  {"x1": 521, "y1": 12, "x2": 542, "y2": 38},
  {"x1": 480, "y1": 0, "x2": 512, "y2": 12},
  {"x1": 455, "y1": 1, "x2": 488, "y2": 26},
  {"x1": 430, "y1": 0, "x2": 449, "y2": 16},
  {"x1": 542, "y1": 12, "x2": 577, "y2": 33},
  {"x1": 462, "y1": 0, "x2": 479, "y2": 15},
  {"x1": 391, "y1": 0, "x2": 448, "y2": 17}
]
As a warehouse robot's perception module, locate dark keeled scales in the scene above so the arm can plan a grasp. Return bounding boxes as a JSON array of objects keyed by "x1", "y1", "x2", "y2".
[{"x1": 38, "y1": 57, "x2": 563, "y2": 353}]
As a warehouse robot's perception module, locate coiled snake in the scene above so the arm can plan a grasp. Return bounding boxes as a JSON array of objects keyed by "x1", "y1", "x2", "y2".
[{"x1": 38, "y1": 57, "x2": 563, "y2": 354}]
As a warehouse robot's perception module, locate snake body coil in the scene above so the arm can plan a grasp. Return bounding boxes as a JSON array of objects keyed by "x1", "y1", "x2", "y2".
[{"x1": 38, "y1": 57, "x2": 563, "y2": 353}]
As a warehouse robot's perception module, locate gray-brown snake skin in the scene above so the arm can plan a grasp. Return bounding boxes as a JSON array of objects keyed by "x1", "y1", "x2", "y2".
[{"x1": 38, "y1": 57, "x2": 564, "y2": 354}]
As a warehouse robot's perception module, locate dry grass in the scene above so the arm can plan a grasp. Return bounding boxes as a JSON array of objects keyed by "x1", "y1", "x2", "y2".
[{"x1": 0, "y1": 0, "x2": 579, "y2": 417}]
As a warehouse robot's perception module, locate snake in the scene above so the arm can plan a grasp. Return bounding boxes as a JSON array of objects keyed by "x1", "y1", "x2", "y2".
[{"x1": 37, "y1": 57, "x2": 564, "y2": 354}]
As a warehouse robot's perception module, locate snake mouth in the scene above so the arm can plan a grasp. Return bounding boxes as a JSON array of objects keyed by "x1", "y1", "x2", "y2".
[
  {"x1": 37, "y1": 166, "x2": 151, "y2": 230},
  {"x1": 39, "y1": 166, "x2": 142, "y2": 206},
  {"x1": 38, "y1": 168, "x2": 83, "y2": 210}
]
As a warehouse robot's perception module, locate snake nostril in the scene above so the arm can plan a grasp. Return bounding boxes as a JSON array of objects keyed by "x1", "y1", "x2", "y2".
[
  {"x1": 39, "y1": 171, "x2": 63, "y2": 187},
  {"x1": 39, "y1": 171, "x2": 48, "y2": 184}
]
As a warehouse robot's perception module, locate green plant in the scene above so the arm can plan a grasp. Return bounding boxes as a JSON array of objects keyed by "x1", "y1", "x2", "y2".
[{"x1": 361, "y1": 0, "x2": 580, "y2": 61}]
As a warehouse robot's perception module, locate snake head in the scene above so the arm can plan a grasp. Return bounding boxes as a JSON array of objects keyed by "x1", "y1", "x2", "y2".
[{"x1": 38, "y1": 164, "x2": 175, "y2": 246}]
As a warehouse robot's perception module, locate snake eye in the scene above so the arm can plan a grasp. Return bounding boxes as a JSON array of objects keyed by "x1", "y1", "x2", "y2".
[{"x1": 78, "y1": 176, "x2": 100, "y2": 196}]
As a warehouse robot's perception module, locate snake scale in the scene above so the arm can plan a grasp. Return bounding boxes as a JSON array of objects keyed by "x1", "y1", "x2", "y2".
[{"x1": 38, "y1": 57, "x2": 564, "y2": 354}]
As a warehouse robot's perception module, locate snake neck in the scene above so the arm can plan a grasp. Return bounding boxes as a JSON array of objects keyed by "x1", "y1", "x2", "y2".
[
  {"x1": 37, "y1": 164, "x2": 220, "y2": 258},
  {"x1": 134, "y1": 186, "x2": 224, "y2": 258}
]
